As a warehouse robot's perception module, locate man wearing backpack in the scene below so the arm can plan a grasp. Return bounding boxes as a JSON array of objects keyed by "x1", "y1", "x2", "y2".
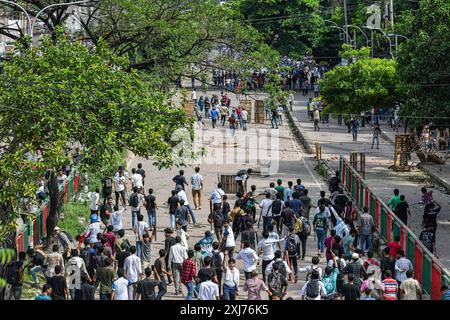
[
  {"x1": 208, "y1": 208, "x2": 224, "y2": 244},
  {"x1": 258, "y1": 231, "x2": 285, "y2": 283},
  {"x1": 285, "y1": 228, "x2": 301, "y2": 282},
  {"x1": 210, "y1": 241, "x2": 224, "y2": 295},
  {"x1": 5, "y1": 251, "x2": 26, "y2": 300},
  {"x1": 271, "y1": 194, "x2": 285, "y2": 234},
  {"x1": 313, "y1": 204, "x2": 329, "y2": 257},
  {"x1": 53, "y1": 227, "x2": 73, "y2": 261},
  {"x1": 296, "y1": 213, "x2": 311, "y2": 260},
  {"x1": 301, "y1": 270, "x2": 327, "y2": 300},
  {"x1": 129, "y1": 186, "x2": 144, "y2": 231},
  {"x1": 101, "y1": 175, "x2": 113, "y2": 205},
  {"x1": 267, "y1": 262, "x2": 288, "y2": 300},
  {"x1": 144, "y1": 188, "x2": 157, "y2": 232}
]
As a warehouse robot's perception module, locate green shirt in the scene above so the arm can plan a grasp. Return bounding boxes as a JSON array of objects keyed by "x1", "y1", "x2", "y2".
[
  {"x1": 274, "y1": 186, "x2": 285, "y2": 199},
  {"x1": 388, "y1": 195, "x2": 401, "y2": 210},
  {"x1": 322, "y1": 268, "x2": 339, "y2": 294},
  {"x1": 95, "y1": 267, "x2": 116, "y2": 294}
]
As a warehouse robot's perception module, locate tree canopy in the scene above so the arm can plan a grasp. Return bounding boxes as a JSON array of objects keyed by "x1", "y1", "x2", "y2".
[
  {"x1": 0, "y1": 33, "x2": 190, "y2": 238},
  {"x1": 319, "y1": 45, "x2": 398, "y2": 115},
  {"x1": 232, "y1": 0, "x2": 324, "y2": 58},
  {"x1": 396, "y1": 0, "x2": 450, "y2": 125}
]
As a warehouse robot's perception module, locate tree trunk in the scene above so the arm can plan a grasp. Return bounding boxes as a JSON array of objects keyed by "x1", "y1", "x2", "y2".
[{"x1": 45, "y1": 171, "x2": 61, "y2": 248}]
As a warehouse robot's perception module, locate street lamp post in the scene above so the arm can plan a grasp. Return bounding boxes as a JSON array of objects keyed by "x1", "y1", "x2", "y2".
[
  {"x1": 30, "y1": 0, "x2": 94, "y2": 40},
  {"x1": 364, "y1": 26, "x2": 393, "y2": 58},
  {"x1": 324, "y1": 20, "x2": 354, "y2": 47},
  {"x1": 0, "y1": 0, "x2": 32, "y2": 36}
]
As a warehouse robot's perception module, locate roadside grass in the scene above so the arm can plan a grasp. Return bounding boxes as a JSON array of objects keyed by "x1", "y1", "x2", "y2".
[{"x1": 59, "y1": 202, "x2": 89, "y2": 237}]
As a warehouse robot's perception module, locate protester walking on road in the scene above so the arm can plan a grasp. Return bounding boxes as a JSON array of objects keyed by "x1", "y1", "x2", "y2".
[{"x1": 372, "y1": 124, "x2": 382, "y2": 149}]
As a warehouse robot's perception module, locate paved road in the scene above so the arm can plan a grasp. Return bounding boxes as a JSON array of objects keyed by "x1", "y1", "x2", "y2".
[
  {"x1": 291, "y1": 92, "x2": 450, "y2": 269},
  {"x1": 119, "y1": 90, "x2": 331, "y2": 300}
]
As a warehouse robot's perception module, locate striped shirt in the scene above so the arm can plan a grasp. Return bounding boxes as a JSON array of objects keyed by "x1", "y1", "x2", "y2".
[{"x1": 382, "y1": 277, "x2": 398, "y2": 300}]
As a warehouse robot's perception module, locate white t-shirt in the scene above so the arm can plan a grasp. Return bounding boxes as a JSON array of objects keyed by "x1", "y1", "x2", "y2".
[
  {"x1": 112, "y1": 277, "x2": 130, "y2": 300},
  {"x1": 198, "y1": 280, "x2": 219, "y2": 300},
  {"x1": 241, "y1": 110, "x2": 248, "y2": 121},
  {"x1": 258, "y1": 239, "x2": 280, "y2": 261},
  {"x1": 85, "y1": 222, "x2": 101, "y2": 244},
  {"x1": 89, "y1": 192, "x2": 100, "y2": 211},
  {"x1": 115, "y1": 176, "x2": 125, "y2": 192},
  {"x1": 223, "y1": 226, "x2": 236, "y2": 248},
  {"x1": 260, "y1": 199, "x2": 273, "y2": 217},
  {"x1": 134, "y1": 221, "x2": 149, "y2": 241},
  {"x1": 177, "y1": 190, "x2": 189, "y2": 206},
  {"x1": 110, "y1": 210, "x2": 123, "y2": 232},
  {"x1": 191, "y1": 91, "x2": 197, "y2": 100},
  {"x1": 236, "y1": 247, "x2": 259, "y2": 272},
  {"x1": 124, "y1": 254, "x2": 142, "y2": 283},
  {"x1": 131, "y1": 173, "x2": 143, "y2": 189},
  {"x1": 300, "y1": 280, "x2": 327, "y2": 300},
  {"x1": 223, "y1": 267, "x2": 240, "y2": 288}
]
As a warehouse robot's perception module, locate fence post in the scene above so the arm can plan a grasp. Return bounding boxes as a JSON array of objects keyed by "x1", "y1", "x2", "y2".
[
  {"x1": 422, "y1": 253, "x2": 432, "y2": 295},
  {"x1": 375, "y1": 199, "x2": 380, "y2": 229},
  {"x1": 414, "y1": 242, "x2": 424, "y2": 288},
  {"x1": 386, "y1": 212, "x2": 392, "y2": 243},
  {"x1": 365, "y1": 187, "x2": 369, "y2": 209},
  {"x1": 431, "y1": 260, "x2": 442, "y2": 300}
]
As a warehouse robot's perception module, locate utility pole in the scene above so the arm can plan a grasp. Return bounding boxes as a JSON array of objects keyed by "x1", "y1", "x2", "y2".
[
  {"x1": 343, "y1": 0, "x2": 349, "y2": 44},
  {"x1": 390, "y1": 0, "x2": 397, "y2": 49}
]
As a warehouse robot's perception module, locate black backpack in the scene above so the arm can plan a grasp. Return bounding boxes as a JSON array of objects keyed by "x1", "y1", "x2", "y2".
[
  {"x1": 286, "y1": 235, "x2": 298, "y2": 256},
  {"x1": 5, "y1": 261, "x2": 21, "y2": 286},
  {"x1": 306, "y1": 279, "x2": 320, "y2": 298},
  {"x1": 211, "y1": 252, "x2": 223, "y2": 274},
  {"x1": 276, "y1": 260, "x2": 288, "y2": 279},
  {"x1": 272, "y1": 199, "x2": 282, "y2": 216},
  {"x1": 268, "y1": 271, "x2": 283, "y2": 296},
  {"x1": 130, "y1": 193, "x2": 139, "y2": 208},
  {"x1": 213, "y1": 211, "x2": 224, "y2": 228}
]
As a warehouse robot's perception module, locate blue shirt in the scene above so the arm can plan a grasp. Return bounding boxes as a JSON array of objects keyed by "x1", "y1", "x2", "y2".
[
  {"x1": 283, "y1": 188, "x2": 293, "y2": 202},
  {"x1": 35, "y1": 294, "x2": 52, "y2": 300},
  {"x1": 343, "y1": 234, "x2": 355, "y2": 257},
  {"x1": 288, "y1": 199, "x2": 302, "y2": 215},
  {"x1": 210, "y1": 109, "x2": 219, "y2": 120}
]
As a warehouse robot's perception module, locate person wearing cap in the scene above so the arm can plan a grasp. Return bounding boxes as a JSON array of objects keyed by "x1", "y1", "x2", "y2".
[
  {"x1": 53, "y1": 226, "x2": 73, "y2": 260},
  {"x1": 342, "y1": 253, "x2": 367, "y2": 288}
]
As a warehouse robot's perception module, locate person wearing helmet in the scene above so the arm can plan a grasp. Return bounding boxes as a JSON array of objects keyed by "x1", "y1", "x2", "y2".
[{"x1": 83, "y1": 215, "x2": 101, "y2": 245}]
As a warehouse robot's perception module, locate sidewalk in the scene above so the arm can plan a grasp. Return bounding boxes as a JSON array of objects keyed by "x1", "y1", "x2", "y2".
[{"x1": 292, "y1": 92, "x2": 450, "y2": 269}]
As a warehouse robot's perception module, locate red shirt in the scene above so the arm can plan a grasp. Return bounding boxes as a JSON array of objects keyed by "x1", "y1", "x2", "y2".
[
  {"x1": 387, "y1": 242, "x2": 401, "y2": 258},
  {"x1": 181, "y1": 258, "x2": 196, "y2": 284},
  {"x1": 104, "y1": 231, "x2": 117, "y2": 253}
]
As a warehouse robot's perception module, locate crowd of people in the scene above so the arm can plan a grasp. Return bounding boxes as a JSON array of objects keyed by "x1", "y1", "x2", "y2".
[{"x1": 5, "y1": 162, "x2": 448, "y2": 301}]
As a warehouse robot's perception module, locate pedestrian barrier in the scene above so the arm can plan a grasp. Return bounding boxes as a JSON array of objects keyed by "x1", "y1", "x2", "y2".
[
  {"x1": 14, "y1": 172, "x2": 79, "y2": 254},
  {"x1": 339, "y1": 155, "x2": 450, "y2": 300}
]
